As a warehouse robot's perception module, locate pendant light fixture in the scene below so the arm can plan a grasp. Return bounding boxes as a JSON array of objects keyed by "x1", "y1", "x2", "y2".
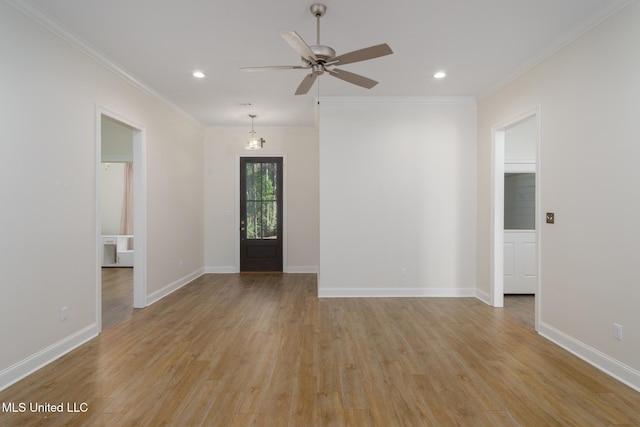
[{"x1": 245, "y1": 114, "x2": 265, "y2": 150}]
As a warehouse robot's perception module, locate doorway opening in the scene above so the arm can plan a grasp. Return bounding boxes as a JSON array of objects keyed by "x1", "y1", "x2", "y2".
[
  {"x1": 96, "y1": 107, "x2": 147, "y2": 332},
  {"x1": 491, "y1": 108, "x2": 540, "y2": 330}
]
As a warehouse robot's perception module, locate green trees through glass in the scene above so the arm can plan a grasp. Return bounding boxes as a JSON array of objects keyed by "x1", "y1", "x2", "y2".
[{"x1": 245, "y1": 162, "x2": 279, "y2": 239}]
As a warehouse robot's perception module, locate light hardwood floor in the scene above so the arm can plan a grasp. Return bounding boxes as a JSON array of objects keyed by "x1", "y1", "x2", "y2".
[
  {"x1": 1, "y1": 274, "x2": 639, "y2": 426},
  {"x1": 101, "y1": 268, "x2": 134, "y2": 329},
  {"x1": 503, "y1": 294, "x2": 535, "y2": 330}
]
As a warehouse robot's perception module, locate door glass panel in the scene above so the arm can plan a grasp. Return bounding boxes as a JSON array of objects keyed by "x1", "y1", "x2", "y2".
[
  {"x1": 246, "y1": 201, "x2": 258, "y2": 239},
  {"x1": 261, "y1": 201, "x2": 278, "y2": 239},
  {"x1": 504, "y1": 173, "x2": 535, "y2": 230},
  {"x1": 245, "y1": 162, "x2": 279, "y2": 240}
]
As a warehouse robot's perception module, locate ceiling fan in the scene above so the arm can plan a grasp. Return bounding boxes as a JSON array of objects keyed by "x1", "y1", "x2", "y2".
[{"x1": 241, "y1": 3, "x2": 393, "y2": 95}]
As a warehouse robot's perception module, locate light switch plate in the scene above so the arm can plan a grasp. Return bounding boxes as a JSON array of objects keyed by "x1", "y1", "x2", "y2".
[{"x1": 546, "y1": 212, "x2": 555, "y2": 224}]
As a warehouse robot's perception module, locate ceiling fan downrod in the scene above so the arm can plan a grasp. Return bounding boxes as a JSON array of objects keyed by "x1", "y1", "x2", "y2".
[{"x1": 310, "y1": 3, "x2": 326, "y2": 45}]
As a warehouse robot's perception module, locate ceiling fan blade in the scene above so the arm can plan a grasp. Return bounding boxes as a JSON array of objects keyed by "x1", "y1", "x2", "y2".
[
  {"x1": 330, "y1": 43, "x2": 393, "y2": 66},
  {"x1": 241, "y1": 65, "x2": 307, "y2": 72},
  {"x1": 281, "y1": 31, "x2": 318, "y2": 62},
  {"x1": 327, "y1": 68, "x2": 378, "y2": 89},
  {"x1": 295, "y1": 73, "x2": 318, "y2": 95}
]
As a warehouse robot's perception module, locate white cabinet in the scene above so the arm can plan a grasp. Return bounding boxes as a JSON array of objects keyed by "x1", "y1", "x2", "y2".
[{"x1": 102, "y1": 235, "x2": 134, "y2": 267}]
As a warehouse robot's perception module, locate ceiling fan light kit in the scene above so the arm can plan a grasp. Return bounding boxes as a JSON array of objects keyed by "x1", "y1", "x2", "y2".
[{"x1": 241, "y1": 3, "x2": 393, "y2": 95}]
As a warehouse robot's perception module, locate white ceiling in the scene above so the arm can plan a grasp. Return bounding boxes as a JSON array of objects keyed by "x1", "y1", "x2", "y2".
[{"x1": 14, "y1": 0, "x2": 632, "y2": 127}]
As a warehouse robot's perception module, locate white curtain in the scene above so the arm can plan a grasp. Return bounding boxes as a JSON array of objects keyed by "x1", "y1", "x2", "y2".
[{"x1": 120, "y1": 162, "x2": 133, "y2": 246}]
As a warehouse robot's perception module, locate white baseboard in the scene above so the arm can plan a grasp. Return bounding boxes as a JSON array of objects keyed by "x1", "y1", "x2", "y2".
[
  {"x1": 318, "y1": 287, "x2": 477, "y2": 298},
  {"x1": 204, "y1": 266, "x2": 237, "y2": 274},
  {"x1": 475, "y1": 288, "x2": 492, "y2": 305},
  {"x1": 147, "y1": 268, "x2": 205, "y2": 306},
  {"x1": 539, "y1": 321, "x2": 640, "y2": 393},
  {"x1": 0, "y1": 324, "x2": 97, "y2": 392},
  {"x1": 285, "y1": 266, "x2": 318, "y2": 273},
  {"x1": 205, "y1": 266, "x2": 318, "y2": 274}
]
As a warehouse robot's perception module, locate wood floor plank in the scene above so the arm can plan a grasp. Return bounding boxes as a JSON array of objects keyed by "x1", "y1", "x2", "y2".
[
  {"x1": 101, "y1": 267, "x2": 133, "y2": 329},
  {"x1": 1, "y1": 276, "x2": 639, "y2": 426},
  {"x1": 259, "y1": 363, "x2": 294, "y2": 424},
  {"x1": 289, "y1": 375, "x2": 317, "y2": 426}
]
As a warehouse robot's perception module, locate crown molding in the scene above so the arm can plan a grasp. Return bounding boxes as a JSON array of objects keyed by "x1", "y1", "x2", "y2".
[{"x1": 5, "y1": 0, "x2": 202, "y2": 126}]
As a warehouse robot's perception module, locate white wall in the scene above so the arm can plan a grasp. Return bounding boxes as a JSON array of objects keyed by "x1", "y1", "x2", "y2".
[
  {"x1": 505, "y1": 115, "x2": 536, "y2": 163},
  {"x1": 204, "y1": 127, "x2": 319, "y2": 273},
  {"x1": 101, "y1": 116, "x2": 134, "y2": 162},
  {"x1": 319, "y1": 98, "x2": 477, "y2": 296},
  {"x1": 0, "y1": 2, "x2": 204, "y2": 390},
  {"x1": 101, "y1": 163, "x2": 125, "y2": 235},
  {"x1": 477, "y1": 1, "x2": 640, "y2": 388}
]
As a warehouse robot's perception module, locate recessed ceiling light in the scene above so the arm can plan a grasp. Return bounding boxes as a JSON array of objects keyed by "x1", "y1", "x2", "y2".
[
  {"x1": 434, "y1": 71, "x2": 446, "y2": 79},
  {"x1": 192, "y1": 71, "x2": 205, "y2": 79}
]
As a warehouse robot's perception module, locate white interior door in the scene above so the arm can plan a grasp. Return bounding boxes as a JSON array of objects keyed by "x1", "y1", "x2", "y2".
[
  {"x1": 504, "y1": 230, "x2": 536, "y2": 293},
  {"x1": 503, "y1": 171, "x2": 536, "y2": 294}
]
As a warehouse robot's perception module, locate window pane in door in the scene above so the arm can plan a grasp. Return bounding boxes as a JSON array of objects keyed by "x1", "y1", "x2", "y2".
[
  {"x1": 504, "y1": 173, "x2": 535, "y2": 230},
  {"x1": 245, "y1": 162, "x2": 279, "y2": 240},
  {"x1": 261, "y1": 201, "x2": 278, "y2": 239},
  {"x1": 246, "y1": 201, "x2": 258, "y2": 239},
  {"x1": 246, "y1": 163, "x2": 259, "y2": 200}
]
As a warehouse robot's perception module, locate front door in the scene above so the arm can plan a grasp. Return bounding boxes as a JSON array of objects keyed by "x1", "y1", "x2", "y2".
[{"x1": 240, "y1": 157, "x2": 283, "y2": 272}]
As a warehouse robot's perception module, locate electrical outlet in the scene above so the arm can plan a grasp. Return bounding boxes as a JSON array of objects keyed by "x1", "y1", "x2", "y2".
[
  {"x1": 400, "y1": 267, "x2": 408, "y2": 277},
  {"x1": 60, "y1": 306, "x2": 68, "y2": 321},
  {"x1": 614, "y1": 323, "x2": 622, "y2": 341}
]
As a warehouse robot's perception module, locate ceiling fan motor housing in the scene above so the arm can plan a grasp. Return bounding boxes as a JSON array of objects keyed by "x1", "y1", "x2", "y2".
[{"x1": 310, "y1": 45, "x2": 335, "y2": 62}]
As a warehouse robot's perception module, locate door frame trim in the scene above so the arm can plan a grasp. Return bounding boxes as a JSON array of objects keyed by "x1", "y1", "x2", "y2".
[
  {"x1": 235, "y1": 153, "x2": 287, "y2": 272},
  {"x1": 95, "y1": 105, "x2": 148, "y2": 333},
  {"x1": 490, "y1": 106, "x2": 541, "y2": 330}
]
